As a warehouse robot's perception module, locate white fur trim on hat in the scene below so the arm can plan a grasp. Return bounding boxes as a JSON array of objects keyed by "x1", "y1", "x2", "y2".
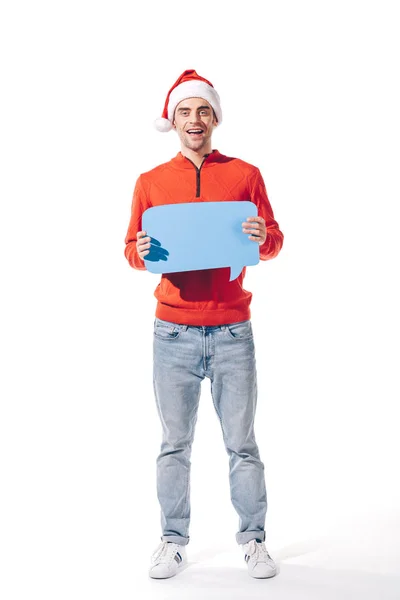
[{"x1": 168, "y1": 80, "x2": 222, "y2": 125}]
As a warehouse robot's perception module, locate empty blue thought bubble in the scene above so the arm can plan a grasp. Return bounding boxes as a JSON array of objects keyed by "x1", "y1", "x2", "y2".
[{"x1": 141, "y1": 201, "x2": 260, "y2": 281}]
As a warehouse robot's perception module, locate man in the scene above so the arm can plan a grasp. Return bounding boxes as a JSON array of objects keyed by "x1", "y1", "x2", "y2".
[{"x1": 124, "y1": 69, "x2": 284, "y2": 579}]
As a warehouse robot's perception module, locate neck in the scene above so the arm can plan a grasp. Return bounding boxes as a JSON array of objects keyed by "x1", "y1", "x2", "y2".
[{"x1": 180, "y1": 144, "x2": 213, "y2": 168}]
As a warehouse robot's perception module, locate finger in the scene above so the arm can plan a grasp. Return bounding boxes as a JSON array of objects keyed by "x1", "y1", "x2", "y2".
[
  {"x1": 243, "y1": 225, "x2": 262, "y2": 234},
  {"x1": 245, "y1": 216, "x2": 265, "y2": 223},
  {"x1": 137, "y1": 237, "x2": 151, "y2": 246},
  {"x1": 138, "y1": 242, "x2": 151, "y2": 250},
  {"x1": 243, "y1": 223, "x2": 261, "y2": 229},
  {"x1": 137, "y1": 230, "x2": 147, "y2": 239},
  {"x1": 242, "y1": 221, "x2": 263, "y2": 229},
  {"x1": 249, "y1": 234, "x2": 265, "y2": 244}
]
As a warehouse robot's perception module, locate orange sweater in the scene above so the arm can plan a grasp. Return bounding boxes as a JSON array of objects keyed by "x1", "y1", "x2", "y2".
[{"x1": 124, "y1": 149, "x2": 284, "y2": 326}]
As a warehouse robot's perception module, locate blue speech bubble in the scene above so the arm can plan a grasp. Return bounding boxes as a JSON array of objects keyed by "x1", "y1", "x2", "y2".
[{"x1": 141, "y1": 201, "x2": 259, "y2": 281}]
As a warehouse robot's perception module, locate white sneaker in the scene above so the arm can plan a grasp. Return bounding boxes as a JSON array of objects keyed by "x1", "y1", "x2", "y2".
[
  {"x1": 149, "y1": 541, "x2": 187, "y2": 579},
  {"x1": 241, "y1": 539, "x2": 277, "y2": 578}
]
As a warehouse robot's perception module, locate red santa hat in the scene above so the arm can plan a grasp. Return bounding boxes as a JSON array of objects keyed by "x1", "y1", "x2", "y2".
[{"x1": 154, "y1": 69, "x2": 222, "y2": 132}]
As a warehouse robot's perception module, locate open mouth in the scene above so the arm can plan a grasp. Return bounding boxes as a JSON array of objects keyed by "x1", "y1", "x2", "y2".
[{"x1": 186, "y1": 129, "x2": 204, "y2": 136}]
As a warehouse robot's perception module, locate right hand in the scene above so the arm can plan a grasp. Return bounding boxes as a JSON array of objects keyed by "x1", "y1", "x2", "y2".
[{"x1": 136, "y1": 230, "x2": 151, "y2": 260}]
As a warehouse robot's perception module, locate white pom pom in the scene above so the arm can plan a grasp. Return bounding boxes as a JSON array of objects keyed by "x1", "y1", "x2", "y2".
[{"x1": 154, "y1": 117, "x2": 173, "y2": 132}]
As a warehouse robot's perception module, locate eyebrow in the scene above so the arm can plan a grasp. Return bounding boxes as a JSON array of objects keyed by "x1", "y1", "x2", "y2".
[{"x1": 176, "y1": 105, "x2": 211, "y2": 112}]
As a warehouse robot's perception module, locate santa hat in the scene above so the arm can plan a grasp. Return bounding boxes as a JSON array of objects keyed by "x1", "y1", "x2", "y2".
[{"x1": 154, "y1": 69, "x2": 222, "y2": 132}]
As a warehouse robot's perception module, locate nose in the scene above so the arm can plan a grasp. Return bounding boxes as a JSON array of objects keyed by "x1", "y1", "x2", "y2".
[{"x1": 189, "y1": 110, "x2": 201, "y2": 122}]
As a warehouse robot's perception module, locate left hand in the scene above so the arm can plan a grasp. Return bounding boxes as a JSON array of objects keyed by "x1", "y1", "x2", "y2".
[{"x1": 242, "y1": 216, "x2": 267, "y2": 245}]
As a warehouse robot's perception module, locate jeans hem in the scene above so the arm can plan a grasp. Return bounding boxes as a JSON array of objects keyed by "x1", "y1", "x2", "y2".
[
  {"x1": 161, "y1": 535, "x2": 190, "y2": 546},
  {"x1": 236, "y1": 530, "x2": 266, "y2": 545}
]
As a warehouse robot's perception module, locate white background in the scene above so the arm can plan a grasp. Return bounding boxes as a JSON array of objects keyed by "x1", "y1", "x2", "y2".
[{"x1": 1, "y1": 1, "x2": 399, "y2": 598}]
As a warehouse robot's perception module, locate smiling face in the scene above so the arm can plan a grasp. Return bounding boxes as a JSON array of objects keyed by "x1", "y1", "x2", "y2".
[{"x1": 172, "y1": 97, "x2": 218, "y2": 155}]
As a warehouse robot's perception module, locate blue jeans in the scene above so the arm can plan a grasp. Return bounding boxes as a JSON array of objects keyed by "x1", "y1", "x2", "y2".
[{"x1": 153, "y1": 317, "x2": 268, "y2": 546}]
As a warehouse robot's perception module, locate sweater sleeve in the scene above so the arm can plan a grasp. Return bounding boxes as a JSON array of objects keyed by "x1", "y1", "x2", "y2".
[
  {"x1": 124, "y1": 175, "x2": 149, "y2": 271},
  {"x1": 249, "y1": 168, "x2": 284, "y2": 261}
]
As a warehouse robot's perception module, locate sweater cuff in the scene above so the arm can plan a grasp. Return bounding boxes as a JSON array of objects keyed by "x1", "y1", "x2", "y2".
[{"x1": 125, "y1": 243, "x2": 147, "y2": 271}]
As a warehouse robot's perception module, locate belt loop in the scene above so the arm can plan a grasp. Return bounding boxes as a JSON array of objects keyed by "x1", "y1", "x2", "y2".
[
  {"x1": 220, "y1": 324, "x2": 226, "y2": 331},
  {"x1": 182, "y1": 324, "x2": 188, "y2": 331}
]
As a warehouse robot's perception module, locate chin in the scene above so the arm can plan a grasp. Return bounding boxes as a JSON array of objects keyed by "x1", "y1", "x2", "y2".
[{"x1": 185, "y1": 142, "x2": 204, "y2": 151}]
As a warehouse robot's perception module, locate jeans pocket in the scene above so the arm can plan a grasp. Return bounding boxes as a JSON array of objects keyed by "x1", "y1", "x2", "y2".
[
  {"x1": 225, "y1": 320, "x2": 253, "y2": 340},
  {"x1": 154, "y1": 320, "x2": 182, "y2": 341}
]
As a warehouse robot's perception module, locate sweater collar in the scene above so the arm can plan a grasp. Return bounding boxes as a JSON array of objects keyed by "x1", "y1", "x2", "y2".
[{"x1": 171, "y1": 149, "x2": 223, "y2": 169}]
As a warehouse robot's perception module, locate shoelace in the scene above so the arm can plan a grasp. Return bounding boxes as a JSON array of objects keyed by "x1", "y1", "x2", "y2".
[
  {"x1": 151, "y1": 541, "x2": 178, "y2": 564},
  {"x1": 246, "y1": 539, "x2": 272, "y2": 563}
]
